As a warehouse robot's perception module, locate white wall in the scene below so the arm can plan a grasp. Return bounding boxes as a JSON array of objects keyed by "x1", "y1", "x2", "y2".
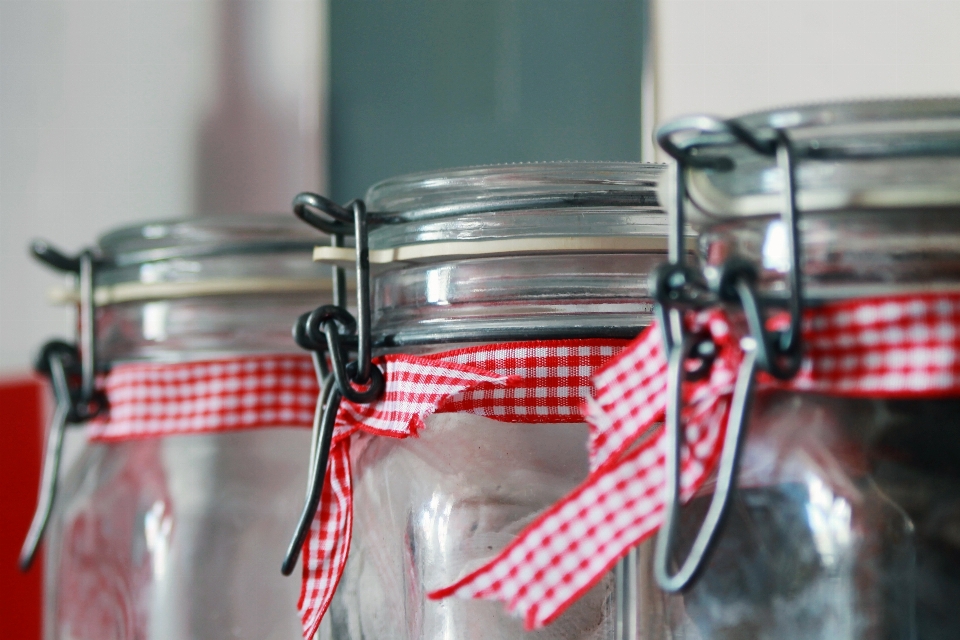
[
  {"x1": 0, "y1": 0, "x2": 325, "y2": 375},
  {"x1": 654, "y1": 0, "x2": 960, "y2": 156}
]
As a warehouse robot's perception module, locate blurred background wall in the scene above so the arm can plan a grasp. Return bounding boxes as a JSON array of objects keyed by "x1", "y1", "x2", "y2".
[
  {"x1": 0, "y1": 0, "x2": 325, "y2": 376},
  {"x1": 655, "y1": 0, "x2": 960, "y2": 150}
]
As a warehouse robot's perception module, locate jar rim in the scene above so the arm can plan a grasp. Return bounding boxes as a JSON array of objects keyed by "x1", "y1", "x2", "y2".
[
  {"x1": 736, "y1": 96, "x2": 960, "y2": 132},
  {"x1": 364, "y1": 162, "x2": 664, "y2": 224},
  {"x1": 78, "y1": 214, "x2": 327, "y2": 300},
  {"x1": 96, "y1": 214, "x2": 322, "y2": 267},
  {"x1": 662, "y1": 97, "x2": 960, "y2": 221},
  {"x1": 358, "y1": 164, "x2": 669, "y2": 344}
]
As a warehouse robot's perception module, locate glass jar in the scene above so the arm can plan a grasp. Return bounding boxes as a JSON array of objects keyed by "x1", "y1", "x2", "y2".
[
  {"x1": 312, "y1": 163, "x2": 670, "y2": 640},
  {"x1": 43, "y1": 215, "x2": 329, "y2": 640},
  {"x1": 643, "y1": 99, "x2": 960, "y2": 640}
]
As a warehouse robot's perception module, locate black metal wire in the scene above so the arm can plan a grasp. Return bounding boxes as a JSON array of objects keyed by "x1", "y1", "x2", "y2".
[
  {"x1": 323, "y1": 321, "x2": 384, "y2": 404},
  {"x1": 772, "y1": 130, "x2": 804, "y2": 376},
  {"x1": 22, "y1": 241, "x2": 114, "y2": 570},
  {"x1": 654, "y1": 333, "x2": 758, "y2": 592},
  {"x1": 656, "y1": 114, "x2": 781, "y2": 174},
  {"x1": 29, "y1": 241, "x2": 107, "y2": 420},
  {"x1": 20, "y1": 340, "x2": 90, "y2": 572},
  {"x1": 331, "y1": 233, "x2": 347, "y2": 308},
  {"x1": 655, "y1": 118, "x2": 806, "y2": 379},
  {"x1": 285, "y1": 194, "x2": 388, "y2": 577},
  {"x1": 304, "y1": 305, "x2": 356, "y2": 346},
  {"x1": 293, "y1": 192, "x2": 356, "y2": 236},
  {"x1": 299, "y1": 304, "x2": 382, "y2": 404},
  {"x1": 656, "y1": 116, "x2": 738, "y2": 171},
  {"x1": 30, "y1": 240, "x2": 82, "y2": 273},
  {"x1": 651, "y1": 114, "x2": 809, "y2": 593},
  {"x1": 78, "y1": 250, "x2": 97, "y2": 409},
  {"x1": 20, "y1": 351, "x2": 73, "y2": 571},
  {"x1": 735, "y1": 272, "x2": 803, "y2": 380},
  {"x1": 281, "y1": 375, "x2": 340, "y2": 576},
  {"x1": 351, "y1": 201, "x2": 373, "y2": 384}
]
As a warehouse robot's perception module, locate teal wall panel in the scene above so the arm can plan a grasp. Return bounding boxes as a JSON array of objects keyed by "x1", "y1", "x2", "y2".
[{"x1": 330, "y1": 0, "x2": 646, "y2": 201}]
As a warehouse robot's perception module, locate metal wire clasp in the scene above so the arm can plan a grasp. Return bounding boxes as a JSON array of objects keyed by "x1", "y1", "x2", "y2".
[
  {"x1": 20, "y1": 242, "x2": 106, "y2": 571},
  {"x1": 650, "y1": 117, "x2": 805, "y2": 592},
  {"x1": 282, "y1": 194, "x2": 386, "y2": 576}
]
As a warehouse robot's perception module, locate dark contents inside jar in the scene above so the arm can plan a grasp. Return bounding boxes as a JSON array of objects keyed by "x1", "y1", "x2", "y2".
[
  {"x1": 671, "y1": 394, "x2": 960, "y2": 640},
  {"x1": 871, "y1": 399, "x2": 960, "y2": 640}
]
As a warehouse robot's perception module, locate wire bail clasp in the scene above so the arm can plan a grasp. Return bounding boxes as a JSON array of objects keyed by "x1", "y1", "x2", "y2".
[
  {"x1": 282, "y1": 194, "x2": 385, "y2": 576},
  {"x1": 651, "y1": 118, "x2": 805, "y2": 592},
  {"x1": 20, "y1": 242, "x2": 105, "y2": 571}
]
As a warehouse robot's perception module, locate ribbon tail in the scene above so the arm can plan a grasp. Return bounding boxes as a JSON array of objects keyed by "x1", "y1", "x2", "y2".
[
  {"x1": 428, "y1": 432, "x2": 668, "y2": 629},
  {"x1": 587, "y1": 324, "x2": 668, "y2": 471},
  {"x1": 296, "y1": 353, "x2": 516, "y2": 639},
  {"x1": 429, "y1": 394, "x2": 732, "y2": 630},
  {"x1": 298, "y1": 439, "x2": 353, "y2": 640}
]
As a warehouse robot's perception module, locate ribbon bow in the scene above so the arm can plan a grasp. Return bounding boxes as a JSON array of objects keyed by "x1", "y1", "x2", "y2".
[
  {"x1": 431, "y1": 292, "x2": 960, "y2": 629},
  {"x1": 297, "y1": 340, "x2": 625, "y2": 640}
]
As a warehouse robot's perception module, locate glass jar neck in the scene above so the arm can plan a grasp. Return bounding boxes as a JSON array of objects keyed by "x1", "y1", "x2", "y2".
[
  {"x1": 96, "y1": 293, "x2": 323, "y2": 364},
  {"x1": 371, "y1": 252, "x2": 661, "y2": 347},
  {"x1": 701, "y1": 206, "x2": 960, "y2": 303},
  {"x1": 85, "y1": 215, "x2": 333, "y2": 365}
]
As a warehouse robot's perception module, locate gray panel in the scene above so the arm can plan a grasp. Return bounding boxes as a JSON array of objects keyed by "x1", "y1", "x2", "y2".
[{"x1": 330, "y1": 0, "x2": 645, "y2": 202}]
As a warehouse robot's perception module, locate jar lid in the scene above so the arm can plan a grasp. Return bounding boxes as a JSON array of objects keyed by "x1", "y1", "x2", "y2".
[
  {"x1": 314, "y1": 163, "x2": 675, "y2": 267},
  {"x1": 365, "y1": 162, "x2": 660, "y2": 222},
  {"x1": 53, "y1": 214, "x2": 329, "y2": 305},
  {"x1": 662, "y1": 97, "x2": 960, "y2": 221},
  {"x1": 307, "y1": 163, "x2": 676, "y2": 345}
]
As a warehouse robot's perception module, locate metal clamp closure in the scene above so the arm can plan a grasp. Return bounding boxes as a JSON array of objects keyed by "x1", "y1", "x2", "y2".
[
  {"x1": 282, "y1": 194, "x2": 386, "y2": 576},
  {"x1": 31, "y1": 241, "x2": 104, "y2": 412},
  {"x1": 650, "y1": 118, "x2": 805, "y2": 592},
  {"x1": 21, "y1": 242, "x2": 106, "y2": 571}
]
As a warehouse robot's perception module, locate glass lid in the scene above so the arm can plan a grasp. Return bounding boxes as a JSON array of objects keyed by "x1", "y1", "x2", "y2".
[
  {"x1": 97, "y1": 214, "x2": 321, "y2": 266},
  {"x1": 359, "y1": 162, "x2": 669, "y2": 250},
  {"x1": 343, "y1": 164, "x2": 675, "y2": 345},
  {"x1": 661, "y1": 97, "x2": 960, "y2": 220},
  {"x1": 65, "y1": 214, "x2": 328, "y2": 302}
]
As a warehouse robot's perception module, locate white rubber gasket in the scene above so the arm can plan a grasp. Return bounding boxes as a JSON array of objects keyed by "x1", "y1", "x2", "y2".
[{"x1": 313, "y1": 235, "x2": 684, "y2": 266}]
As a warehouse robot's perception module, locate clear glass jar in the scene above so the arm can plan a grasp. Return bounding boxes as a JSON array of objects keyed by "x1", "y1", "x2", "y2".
[
  {"x1": 44, "y1": 215, "x2": 329, "y2": 640},
  {"x1": 643, "y1": 99, "x2": 960, "y2": 640},
  {"x1": 324, "y1": 163, "x2": 669, "y2": 640}
]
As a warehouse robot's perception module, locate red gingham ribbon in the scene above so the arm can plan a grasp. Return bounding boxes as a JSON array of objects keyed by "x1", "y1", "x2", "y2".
[
  {"x1": 89, "y1": 354, "x2": 320, "y2": 441},
  {"x1": 296, "y1": 340, "x2": 626, "y2": 640},
  {"x1": 68, "y1": 353, "x2": 319, "y2": 639},
  {"x1": 432, "y1": 292, "x2": 960, "y2": 629}
]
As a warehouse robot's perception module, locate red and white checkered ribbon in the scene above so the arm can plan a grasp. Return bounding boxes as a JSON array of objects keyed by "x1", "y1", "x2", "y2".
[
  {"x1": 70, "y1": 354, "x2": 320, "y2": 640},
  {"x1": 296, "y1": 340, "x2": 626, "y2": 640},
  {"x1": 430, "y1": 292, "x2": 960, "y2": 629},
  {"x1": 88, "y1": 354, "x2": 320, "y2": 441}
]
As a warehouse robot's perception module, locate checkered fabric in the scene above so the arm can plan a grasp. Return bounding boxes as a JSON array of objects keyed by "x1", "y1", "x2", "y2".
[
  {"x1": 334, "y1": 353, "x2": 518, "y2": 439},
  {"x1": 298, "y1": 439, "x2": 352, "y2": 638},
  {"x1": 89, "y1": 354, "x2": 319, "y2": 441},
  {"x1": 438, "y1": 341, "x2": 621, "y2": 422},
  {"x1": 432, "y1": 292, "x2": 960, "y2": 630},
  {"x1": 787, "y1": 294, "x2": 960, "y2": 396},
  {"x1": 297, "y1": 339, "x2": 627, "y2": 640}
]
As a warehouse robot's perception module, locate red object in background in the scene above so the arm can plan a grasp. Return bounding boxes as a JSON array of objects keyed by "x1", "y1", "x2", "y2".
[{"x1": 1, "y1": 375, "x2": 45, "y2": 640}]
